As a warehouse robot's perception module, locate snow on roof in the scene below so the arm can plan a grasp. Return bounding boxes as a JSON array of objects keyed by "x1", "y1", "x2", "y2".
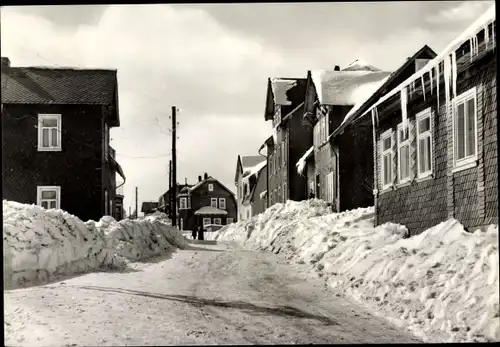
[
  {"x1": 243, "y1": 160, "x2": 267, "y2": 178},
  {"x1": 342, "y1": 58, "x2": 382, "y2": 72},
  {"x1": 241, "y1": 155, "x2": 266, "y2": 171},
  {"x1": 363, "y1": 4, "x2": 495, "y2": 118},
  {"x1": 194, "y1": 206, "x2": 228, "y2": 216},
  {"x1": 310, "y1": 69, "x2": 391, "y2": 106},
  {"x1": 337, "y1": 75, "x2": 391, "y2": 130},
  {"x1": 259, "y1": 190, "x2": 267, "y2": 199},
  {"x1": 296, "y1": 146, "x2": 314, "y2": 176},
  {"x1": 270, "y1": 78, "x2": 298, "y2": 105}
]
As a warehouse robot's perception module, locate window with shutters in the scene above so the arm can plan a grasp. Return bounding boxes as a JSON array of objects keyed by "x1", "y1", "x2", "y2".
[
  {"x1": 37, "y1": 186, "x2": 61, "y2": 210},
  {"x1": 38, "y1": 114, "x2": 62, "y2": 151},
  {"x1": 397, "y1": 122, "x2": 411, "y2": 183},
  {"x1": 453, "y1": 87, "x2": 477, "y2": 169},
  {"x1": 380, "y1": 129, "x2": 394, "y2": 190},
  {"x1": 416, "y1": 108, "x2": 433, "y2": 178}
]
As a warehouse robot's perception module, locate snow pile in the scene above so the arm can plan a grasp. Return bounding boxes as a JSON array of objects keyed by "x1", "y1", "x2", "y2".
[
  {"x1": 213, "y1": 200, "x2": 499, "y2": 342},
  {"x1": 296, "y1": 146, "x2": 314, "y2": 176},
  {"x1": 3, "y1": 200, "x2": 187, "y2": 289}
]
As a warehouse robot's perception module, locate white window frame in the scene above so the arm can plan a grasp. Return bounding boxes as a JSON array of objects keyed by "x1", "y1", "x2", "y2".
[
  {"x1": 179, "y1": 197, "x2": 188, "y2": 210},
  {"x1": 380, "y1": 129, "x2": 394, "y2": 190},
  {"x1": 210, "y1": 198, "x2": 218, "y2": 208},
  {"x1": 37, "y1": 186, "x2": 61, "y2": 210},
  {"x1": 452, "y1": 87, "x2": 478, "y2": 170},
  {"x1": 203, "y1": 218, "x2": 211, "y2": 226},
  {"x1": 219, "y1": 198, "x2": 226, "y2": 209},
  {"x1": 213, "y1": 218, "x2": 222, "y2": 225},
  {"x1": 416, "y1": 108, "x2": 433, "y2": 178},
  {"x1": 208, "y1": 184, "x2": 214, "y2": 192},
  {"x1": 37, "y1": 114, "x2": 62, "y2": 151},
  {"x1": 226, "y1": 218, "x2": 234, "y2": 224},
  {"x1": 397, "y1": 122, "x2": 412, "y2": 183}
]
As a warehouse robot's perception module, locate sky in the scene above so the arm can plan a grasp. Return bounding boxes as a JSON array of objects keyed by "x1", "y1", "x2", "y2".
[{"x1": 0, "y1": 1, "x2": 494, "y2": 216}]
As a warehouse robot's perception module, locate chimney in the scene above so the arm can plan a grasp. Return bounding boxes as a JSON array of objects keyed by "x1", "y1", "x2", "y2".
[
  {"x1": 334, "y1": 65, "x2": 340, "y2": 71},
  {"x1": 198, "y1": 175, "x2": 202, "y2": 182},
  {"x1": 185, "y1": 177, "x2": 187, "y2": 185},
  {"x1": 204, "y1": 172, "x2": 208, "y2": 180},
  {"x1": 1, "y1": 57, "x2": 11, "y2": 68}
]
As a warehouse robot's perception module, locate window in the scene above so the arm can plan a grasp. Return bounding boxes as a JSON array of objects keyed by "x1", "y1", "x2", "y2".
[
  {"x1": 38, "y1": 114, "x2": 62, "y2": 151},
  {"x1": 203, "y1": 218, "x2": 211, "y2": 226},
  {"x1": 416, "y1": 108, "x2": 433, "y2": 178},
  {"x1": 380, "y1": 129, "x2": 394, "y2": 189},
  {"x1": 326, "y1": 172, "x2": 334, "y2": 202},
  {"x1": 37, "y1": 186, "x2": 61, "y2": 210},
  {"x1": 397, "y1": 122, "x2": 411, "y2": 183},
  {"x1": 214, "y1": 218, "x2": 222, "y2": 225},
  {"x1": 227, "y1": 218, "x2": 234, "y2": 224},
  {"x1": 211, "y1": 198, "x2": 218, "y2": 208},
  {"x1": 219, "y1": 198, "x2": 226, "y2": 209},
  {"x1": 453, "y1": 87, "x2": 477, "y2": 168},
  {"x1": 208, "y1": 184, "x2": 214, "y2": 191},
  {"x1": 179, "y1": 197, "x2": 188, "y2": 209}
]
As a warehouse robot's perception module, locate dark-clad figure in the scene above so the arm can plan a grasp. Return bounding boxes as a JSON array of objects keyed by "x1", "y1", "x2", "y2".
[
  {"x1": 191, "y1": 228, "x2": 197, "y2": 240},
  {"x1": 308, "y1": 190, "x2": 315, "y2": 199},
  {"x1": 197, "y1": 225, "x2": 204, "y2": 240}
]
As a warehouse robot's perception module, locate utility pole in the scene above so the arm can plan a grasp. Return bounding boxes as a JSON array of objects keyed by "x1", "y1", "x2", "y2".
[
  {"x1": 168, "y1": 159, "x2": 172, "y2": 217},
  {"x1": 128, "y1": 206, "x2": 131, "y2": 219},
  {"x1": 135, "y1": 186, "x2": 138, "y2": 219},
  {"x1": 171, "y1": 106, "x2": 177, "y2": 227}
]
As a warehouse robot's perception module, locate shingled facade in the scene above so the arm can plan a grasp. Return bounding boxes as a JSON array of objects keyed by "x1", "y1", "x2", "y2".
[
  {"x1": 370, "y1": 16, "x2": 497, "y2": 235},
  {"x1": 1, "y1": 57, "x2": 125, "y2": 222}
]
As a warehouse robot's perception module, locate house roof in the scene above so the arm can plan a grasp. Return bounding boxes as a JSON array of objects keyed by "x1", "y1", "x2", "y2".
[
  {"x1": 1, "y1": 64, "x2": 119, "y2": 126},
  {"x1": 235, "y1": 155, "x2": 266, "y2": 184},
  {"x1": 141, "y1": 201, "x2": 159, "y2": 213},
  {"x1": 331, "y1": 45, "x2": 438, "y2": 138},
  {"x1": 264, "y1": 77, "x2": 307, "y2": 121},
  {"x1": 188, "y1": 176, "x2": 235, "y2": 197},
  {"x1": 310, "y1": 69, "x2": 392, "y2": 106},
  {"x1": 194, "y1": 206, "x2": 228, "y2": 216},
  {"x1": 361, "y1": 6, "x2": 495, "y2": 120},
  {"x1": 342, "y1": 58, "x2": 383, "y2": 72},
  {"x1": 248, "y1": 164, "x2": 268, "y2": 203}
]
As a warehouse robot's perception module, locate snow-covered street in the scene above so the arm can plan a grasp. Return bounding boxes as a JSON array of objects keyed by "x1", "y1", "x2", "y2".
[{"x1": 4, "y1": 239, "x2": 420, "y2": 346}]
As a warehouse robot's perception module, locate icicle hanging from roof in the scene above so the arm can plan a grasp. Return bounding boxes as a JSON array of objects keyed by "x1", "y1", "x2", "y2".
[
  {"x1": 443, "y1": 53, "x2": 452, "y2": 115},
  {"x1": 421, "y1": 75, "x2": 426, "y2": 101},
  {"x1": 485, "y1": 24, "x2": 490, "y2": 49},
  {"x1": 436, "y1": 64, "x2": 440, "y2": 110},
  {"x1": 429, "y1": 68, "x2": 433, "y2": 94},
  {"x1": 451, "y1": 50, "x2": 458, "y2": 100},
  {"x1": 401, "y1": 86, "x2": 408, "y2": 136}
]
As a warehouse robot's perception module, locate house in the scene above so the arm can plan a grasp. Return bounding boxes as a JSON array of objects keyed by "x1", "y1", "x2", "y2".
[
  {"x1": 141, "y1": 201, "x2": 159, "y2": 215},
  {"x1": 327, "y1": 46, "x2": 438, "y2": 212},
  {"x1": 176, "y1": 172, "x2": 237, "y2": 231},
  {"x1": 158, "y1": 183, "x2": 192, "y2": 219},
  {"x1": 234, "y1": 155, "x2": 267, "y2": 220},
  {"x1": 240, "y1": 162, "x2": 268, "y2": 219},
  {"x1": 1, "y1": 57, "x2": 125, "y2": 222},
  {"x1": 299, "y1": 63, "x2": 392, "y2": 211},
  {"x1": 260, "y1": 77, "x2": 310, "y2": 208},
  {"x1": 363, "y1": 7, "x2": 496, "y2": 235}
]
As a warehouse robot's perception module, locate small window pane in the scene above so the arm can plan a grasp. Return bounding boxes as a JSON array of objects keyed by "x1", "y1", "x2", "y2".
[
  {"x1": 41, "y1": 201, "x2": 49, "y2": 209},
  {"x1": 49, "y1": 201, "x2": 57, "y2": 209},
  {"x1": 42, "y1": 129, "x2": 50, "y2": 147},
  {"x1": 425, "y1": 138, "x2": 432, "y2": 172},
  {"x1": 383, "y1": 154, "x2": 391, "y2": 185},
  {"x1": 456, "y1": 103, "x2": 465, "y2": 160},
  {"x1": 419, "y1": 117, "x2": 430, "y2": 133},
  {"x1": 51, "y1": 129, "x2": 58, "y2": 146},
  {"x1": 383, "y1": 137, "x2": 391, "y2": 151},
  {"x1": 466, "y1": 99, "x2": 476, "y2": 157},
  {"x1": 401, "y1": 145, "x2": 410, "y2": 179},
  {"x1": 42, "y1": 190, "x2": 57, "y2": 199},
  {"x1": 42, "y1": 118, "x2": 58, "y2": 127}
]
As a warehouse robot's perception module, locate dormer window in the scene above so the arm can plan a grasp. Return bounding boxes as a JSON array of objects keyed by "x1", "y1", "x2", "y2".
[{"x1": 208, "y1": 184, "x2": 214, "y2": 192}]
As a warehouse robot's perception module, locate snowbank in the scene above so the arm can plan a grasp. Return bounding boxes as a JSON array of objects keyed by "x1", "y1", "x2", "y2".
[
  {"x1": 212, "y1": 200, "x2": 499, "y2": 342},
  {"x1": 3, "y1": 201, "x2": 187, "y2": 289}
]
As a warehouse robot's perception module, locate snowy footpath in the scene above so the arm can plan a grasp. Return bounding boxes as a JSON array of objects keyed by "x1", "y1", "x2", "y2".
[
  {"x1": 4, "y1": 240, "x2": 419, "y2": 346},
  {"x1": 210, "y1": 200, "x2": 500, "y2": 343}
]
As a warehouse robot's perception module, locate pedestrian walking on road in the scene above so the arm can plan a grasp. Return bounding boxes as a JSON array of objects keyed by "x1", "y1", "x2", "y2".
[
  {"x1": 197, "y1": 226, "x2": 204, "y2": 241},
  {"x1": 191, "y1": 229, "x2": 197, "y2": 240}
]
